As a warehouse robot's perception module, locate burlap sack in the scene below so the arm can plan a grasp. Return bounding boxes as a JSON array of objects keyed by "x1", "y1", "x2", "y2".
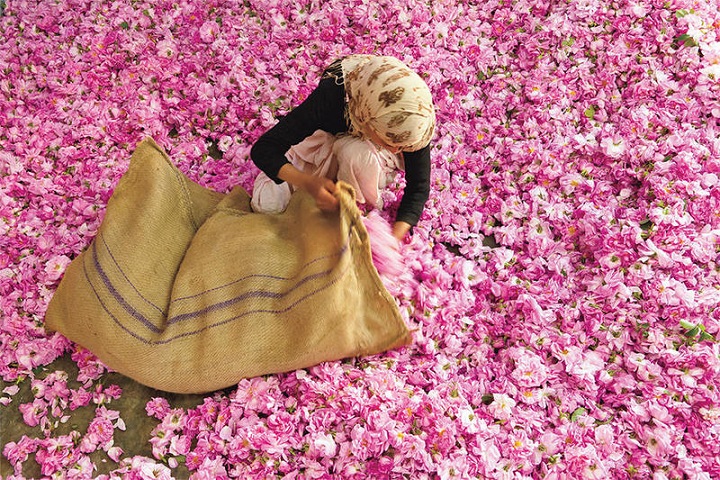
[{"x1": 45, "y1": 138, "x2": 411, "y2": 393}]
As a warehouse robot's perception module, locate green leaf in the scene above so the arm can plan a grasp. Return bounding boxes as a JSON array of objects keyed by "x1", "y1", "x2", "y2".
[
  {"x1": 699, "y1": 331, "x2": 716, "y2": 342},
  {"x1": 570, "y1": 407, "x2": 587, "y2": 422},
  {"x1": 120, "y1": 21, "x2": 129, "y2": 30},
  {"x1": 584, "y1": 105, "x2": 596, "y2": 119},
  {"x1": 679, "y1": 319, "x2": 696, "y2": 330},
  {"x1": 676, "y1": 33, "x2": 698, "y2": 48},
  {"x1": 685, "y1": 326, "x2": 700, "y2": 338},
  {"x1": 481, "y1": 394, "x2": 494, "y2": 405}
]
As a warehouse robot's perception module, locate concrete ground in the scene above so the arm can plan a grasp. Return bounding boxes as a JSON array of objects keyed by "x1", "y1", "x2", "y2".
[{"x1": 0, "y1": 353, "x2": 208, "y2": 479}]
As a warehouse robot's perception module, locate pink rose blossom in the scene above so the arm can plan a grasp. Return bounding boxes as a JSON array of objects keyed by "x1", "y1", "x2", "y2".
[
  {"x1": 18, "y1": 399, "x2": 47, "y2": 427},
  {"x1": 309, "y1": 432, "x2": 337, "y2": 458},
  {"x1": 44, "y1": 254, "x2": 71, "y2": 282},
  {"x1": 146, "y1": 397, "x2": 171, "y2": 420},
  {"x1": 511, "y1": 349, "x2": 550, "y2": 387},
  {"x1": 487, "y1": 393, "x2": 516, "y2": 421},
  {"x1": 199, "y1": 21, "x2": 219, "y2": 43}
]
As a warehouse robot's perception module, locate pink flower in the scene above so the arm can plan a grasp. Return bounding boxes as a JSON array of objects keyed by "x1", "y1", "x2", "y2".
[
  {"x1": 66, "y1": 454, "x2": 94, "y2": 477},
  {"x1": 511, "y1": 349, "x2": 550, "y2": 387},
  {"x1": 487, "y1": 393, "x2": 516, "y2": 421},
  {"x1": 508, "y1": 429, "x2": 536, "y2": 461},
  {"x1": 600, "y1": 135, "x2": 627, "y2": 158},
  {"x1": 217, "y1": 135, "x2": 233, "y2": 153},
  {"x1": 363, "y1": 210, "x2": 403, "y2": 279},
  {"x1": 69, "y1": 388, "x2": 93, "y2": 410},
  {"x1": 145, "y1": 397, "x2": 171, "y2": 420},
  {"x1": 309, "y1": 432, "x2": 337, "y2": 458},
  {"x1": 232, "y1": 377, "x2": 280, "y2": 413},
  {"x1": 80, "y1": 416, "x2": 114, "y2": 452},
  {"x1": 594, "y1": 424, "x2": 615, "y2": 452},
  {"x1": 156, "y1": 39, "x2": 177, "y2": 58},
  {"x1": 199, "y1": 21, "x2": 219, "y2": 43},
  {"x1": 128, "y1": 456, "x2": 174, "y2": 480},
  {"x1": 44, "y1": 254, "x2": 71, "y2": 282},
  {"x1": 18, "y1": 399, "x2": 47, "y2": 427},
  {"x1": 169, "y1": 435, "x2": 191, "y2": 456},
  {"x1": 191, "y1": 457, "x2": 228, "y2": 479},
  {"x1": 3, "y1": 436, "x2": 40, "y2": 467},
  {"x1": 645, "y1": 424, "x2": 675, "y2": 459},
  {"x1": 562, "y1": 347, "x2": 605, "y2": 382}
]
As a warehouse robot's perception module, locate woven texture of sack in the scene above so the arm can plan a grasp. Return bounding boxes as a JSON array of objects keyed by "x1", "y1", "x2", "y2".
[{"x1": 45, "y1": 138, "x2": 411, "y2": 393}]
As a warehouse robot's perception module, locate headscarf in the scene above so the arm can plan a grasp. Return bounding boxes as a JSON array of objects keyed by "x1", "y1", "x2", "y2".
[{"x1": 340, "y1": 55, "x2": 436, "y2": 152}]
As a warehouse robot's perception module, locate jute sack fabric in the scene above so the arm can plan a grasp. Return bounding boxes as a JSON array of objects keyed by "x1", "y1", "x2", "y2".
[{"x1": 46, "y1": 137, "x2": 411, "y2": 393}]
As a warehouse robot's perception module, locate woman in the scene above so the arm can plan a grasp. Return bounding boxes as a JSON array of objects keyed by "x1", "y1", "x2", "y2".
[{"x1": 250, "y1": 54, "x2": 436, "y2": 241}]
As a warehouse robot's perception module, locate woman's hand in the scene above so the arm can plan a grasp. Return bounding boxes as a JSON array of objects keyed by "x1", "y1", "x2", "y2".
[
  {"x1": 304, "y1": 176, "x2": 338, "y2": 212},
  {"x1": 277, "y1": 163, "x2": 338, "y2": 212},
  {"x1": 392, "y1": 221, "x2": 411, "y2": 241}
]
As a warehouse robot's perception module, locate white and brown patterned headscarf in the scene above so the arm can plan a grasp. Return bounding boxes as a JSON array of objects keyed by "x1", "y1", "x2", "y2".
[{"x1": 341, "y1": 55, "x2": 436, "y2": 152}]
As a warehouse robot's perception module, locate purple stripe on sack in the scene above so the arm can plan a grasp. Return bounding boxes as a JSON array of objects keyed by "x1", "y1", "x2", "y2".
[
  {"x1": 167, "y1": 267, "x2": 334, "y2": 325},
  {"x1": 91, "y1": 241, "x2": 163, "y2": 334},
  {"x1": 83, "y1": 254, "x2": 156, "y2": 343},
  {"x1": 171, "y1": 241, "x2": 349, "y2": 304},
  {"x1": 98, "y1": 234, "x2": 166, "y2": 315},
  {"x1": 78, "y1": 227, "x2": 355, "y2": 346},
  {"x1": 154, "y1": 263, "x2": 350, "y2": 345},
  {"x1": 83, "y1": 250, "x2": 349, "y2": 346}
]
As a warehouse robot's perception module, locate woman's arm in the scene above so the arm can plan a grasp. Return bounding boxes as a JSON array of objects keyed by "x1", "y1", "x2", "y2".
[
  {"x1": 250, "y1": 78, "x2": 347, "y2": 183},
  {"x1": 394, "y1": 145, "x2": 431, "y2": 232}
]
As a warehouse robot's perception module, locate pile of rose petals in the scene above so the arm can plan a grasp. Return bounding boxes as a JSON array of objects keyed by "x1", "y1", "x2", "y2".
[{"x1": 2, "y1": 0, "x2": 719, "y2": 478}]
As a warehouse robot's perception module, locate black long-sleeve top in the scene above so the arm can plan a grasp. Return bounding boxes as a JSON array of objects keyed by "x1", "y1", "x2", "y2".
[{"x1": 250, "y1": 76, "x2": 431, "y2": 227}]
